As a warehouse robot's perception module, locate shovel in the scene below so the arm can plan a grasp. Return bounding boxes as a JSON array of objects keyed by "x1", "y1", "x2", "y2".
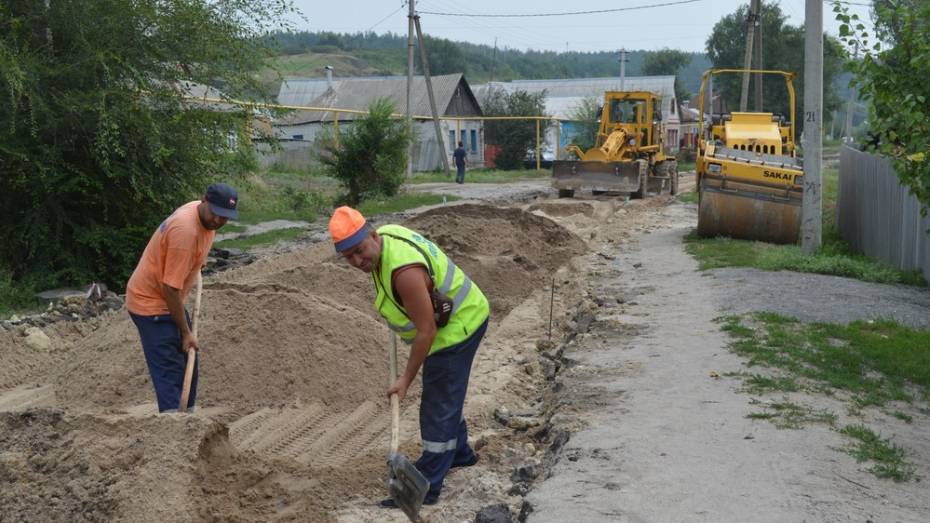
[
  {"x1": 179, "y1": 271, "x2": 202, "y2": 414},
  {"x1": 387, "y1": 332, "x2": 430, "y2": 522}
]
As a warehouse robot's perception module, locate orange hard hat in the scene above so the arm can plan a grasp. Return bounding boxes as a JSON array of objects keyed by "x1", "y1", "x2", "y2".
[{"x1": 329, "y1": 206, "x2": 368, "y2": 252}]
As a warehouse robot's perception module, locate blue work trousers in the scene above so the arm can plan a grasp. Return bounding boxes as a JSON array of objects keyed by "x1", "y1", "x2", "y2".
[
  {"x1": 415, "y1": 317, "x2": 489, "y2": 499},
  {"x1": 129, "y1": 311, "x2": 197, "y2": 412}
]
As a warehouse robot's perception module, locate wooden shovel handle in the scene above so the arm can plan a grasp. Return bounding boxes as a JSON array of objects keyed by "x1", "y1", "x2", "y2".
[
  {"x1": 179, "y1": 271, "x2": 202, "y2": 413},
  {"x1": 389, "y1": 332, "x2": 400, "y2": 454}
]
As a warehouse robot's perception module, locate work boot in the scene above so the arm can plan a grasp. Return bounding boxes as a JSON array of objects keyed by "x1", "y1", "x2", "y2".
[
  {"x1": 451, "y1": 454, "x2": 479, "y2": 468},
  {"x1": 379, "y1": 493, "x2": 439, "y2": 508}
]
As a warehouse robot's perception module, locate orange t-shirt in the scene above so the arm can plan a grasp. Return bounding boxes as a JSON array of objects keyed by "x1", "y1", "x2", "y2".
[{"x1": 126, "y1": 201, "x2": 215, "y2": 316}]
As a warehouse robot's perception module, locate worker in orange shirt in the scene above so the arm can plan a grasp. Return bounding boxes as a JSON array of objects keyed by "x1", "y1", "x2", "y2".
[{"x1": 125, "y1": 183, "x2": 238, "y2": 412}]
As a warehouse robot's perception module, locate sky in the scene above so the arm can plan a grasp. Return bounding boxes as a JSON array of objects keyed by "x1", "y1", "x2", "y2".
[{"x1": 287, "y1": 0, "x2": 873, "y2": 54}]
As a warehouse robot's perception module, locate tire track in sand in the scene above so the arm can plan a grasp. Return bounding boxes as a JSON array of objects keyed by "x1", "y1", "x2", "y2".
[{"x1": 229, "y1": 401, "x2": 415, "y2": 467}]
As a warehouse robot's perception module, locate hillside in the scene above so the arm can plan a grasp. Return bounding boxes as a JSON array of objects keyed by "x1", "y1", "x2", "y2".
[{"x1": 261, "y1": 31, "x2": 712, "y2": 100}]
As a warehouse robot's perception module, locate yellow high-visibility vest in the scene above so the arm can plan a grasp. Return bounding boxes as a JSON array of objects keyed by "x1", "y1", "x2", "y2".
[{"x1": 372, "y1": 224, "x2": 489, "y2": 353}]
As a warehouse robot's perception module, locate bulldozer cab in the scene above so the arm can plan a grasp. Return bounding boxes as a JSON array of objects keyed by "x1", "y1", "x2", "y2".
[
  {"x1": 552, "y1": 90, "x2": 678, "y2": 199},
  {"x1": 599, "y1": 91, "x2": 663, "y2": 150}
]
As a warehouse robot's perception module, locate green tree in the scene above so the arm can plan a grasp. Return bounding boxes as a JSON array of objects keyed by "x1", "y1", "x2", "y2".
[
  {"x1": 0, "y1": 0, "x2": 295, "y2": 299},
  {"x1": 320, "y1": 98, "x2": 412, "y2": 205},
  {"x1": 566, "y1": 96, "x2": 601, "y2": 153},
  {"x1": 482, "y1": 88, "x2": 549, "y2": 169},
  {"x1": 415, "y1": 35, "x2": 467, "y2": 76},
  {"x1": 705, "y1": 2, "x2": 844, "y2": 133},
  {"x1": 642, "y1": 48, "x2": 692, "y2": 103},
  {"x1": 833, "y1": 0, "x2": 930, "y2": 213}
]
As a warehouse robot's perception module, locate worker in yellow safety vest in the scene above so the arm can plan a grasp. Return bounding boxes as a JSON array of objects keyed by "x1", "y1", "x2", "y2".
[{"x1": 328, "y1": 206, "x2": 490, "y2": 508}]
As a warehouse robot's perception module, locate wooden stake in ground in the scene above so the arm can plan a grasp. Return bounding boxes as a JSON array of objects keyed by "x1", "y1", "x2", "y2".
[{"x1": 179, "y1": 271, "x2": 202, "y2": 413}]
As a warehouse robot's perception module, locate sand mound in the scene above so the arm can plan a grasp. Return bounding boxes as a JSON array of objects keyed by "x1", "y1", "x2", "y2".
[
  {"x1": 406, "y1": 204, "x2": 586, "y2": 317},
  {"x1": 0, "y1": 203, "x2": 587, "y2": 521},
  {"x1": 0, "y1": 409, "x2": 225, "y2": 523},
  {"x1": 54, "y1": 286, "x2": 396, "y2": 413}
]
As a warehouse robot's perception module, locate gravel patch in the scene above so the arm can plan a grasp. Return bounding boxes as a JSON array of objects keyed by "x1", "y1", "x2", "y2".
[
  {"x1": 709, "y1": 267, "x2": 930, "y2": 329},
  {"x1": 405, "y1": 179, "x2": 552, "y2": 204}
]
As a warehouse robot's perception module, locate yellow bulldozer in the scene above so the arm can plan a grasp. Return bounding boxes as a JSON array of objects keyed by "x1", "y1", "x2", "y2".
[
  {"x1": 552, "y1": 91, "x2": 678, "y2": 198},
  {"x1": 696, "y1": 69, "x2": 803, "y2": 244}
]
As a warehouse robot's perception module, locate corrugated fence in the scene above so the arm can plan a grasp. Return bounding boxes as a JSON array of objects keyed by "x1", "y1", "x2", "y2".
[{"x1": 837, "y1": 146, "x2": 930, "y2": 281}]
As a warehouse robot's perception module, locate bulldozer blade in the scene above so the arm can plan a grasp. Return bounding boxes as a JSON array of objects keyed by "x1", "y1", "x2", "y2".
[
  {"x1": 697, "y1": 178, "x2": 802, "y2": 245},
  {"x1": 387, "y1": 452, "x2": 429, "y2": 522},
  {"x1": 552, "y1": 160, "x2": 642, "y2": 194}
]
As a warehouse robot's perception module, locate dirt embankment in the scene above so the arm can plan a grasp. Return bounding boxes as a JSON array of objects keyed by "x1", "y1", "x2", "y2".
[{"x1": 0, "y1": 202, "x2": 591, "y2": 522}]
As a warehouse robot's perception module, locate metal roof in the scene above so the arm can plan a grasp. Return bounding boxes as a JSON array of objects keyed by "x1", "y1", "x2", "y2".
[
  {"x1": 276, "y1": 73, "x2": 478, "y2": 124},
  {"x1": 473, "y1": 76, "x2": 678, "y2": 121},
  {"x1": 474, "y1": 76, "x2": 675, "y2": 99}
]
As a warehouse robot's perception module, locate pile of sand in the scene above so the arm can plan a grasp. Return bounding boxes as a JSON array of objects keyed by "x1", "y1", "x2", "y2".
[
  {"x1": 0, "y1": 203, "x2": 588, "y2": 521},
  {"x1": 407, "y1": 204, "x2": 586, "y2": 316},
  {"x1": 0, "y1": 409, "x2": 227, "y2": 523}
]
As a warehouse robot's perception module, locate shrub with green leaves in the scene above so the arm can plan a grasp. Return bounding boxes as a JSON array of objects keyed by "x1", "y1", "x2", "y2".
[
  {"x1": 565, "y1": 96, "x2": 600, "y2": 154},
  {"x1": 0, "y1": 0, "x2": 294, "y2": 292},
  {"x1": 833, "y1": 1, "x2": 930, "y2": 214},
  {"x1": 482, "y1": 87, "x2": 549, "y2": 170},
  {"x1": 319, "y1": 98, "x2": 412, "y2": 205}
]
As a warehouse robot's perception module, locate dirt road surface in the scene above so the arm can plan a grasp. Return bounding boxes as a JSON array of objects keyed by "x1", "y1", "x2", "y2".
[
  {"x1": 526, "y1": 200, "x2": 930, "y2": 522},
  {"x1": 2, "y1": 177, "x2": 929, "y2": 522}
]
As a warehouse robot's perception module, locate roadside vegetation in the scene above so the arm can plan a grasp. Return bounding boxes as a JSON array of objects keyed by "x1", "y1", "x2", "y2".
[
  {"x1": 0, "y1": 0, "x2": 298, "y2": 316},
  {"x1": 213, "y1": 173, "x2": 458, "y2": 252},
  {"x1": 214, "y1": 228, "x2": 308, "y2": 251},
  {"x1": 682, "y1": 164, "x2": 927, "y2": 287},
  {"x1": 408, "y1": 168, "x2": 550, "y2": 184},
  {"x1": 719, "y1": 312, "x2": 928, "y2": 481}
]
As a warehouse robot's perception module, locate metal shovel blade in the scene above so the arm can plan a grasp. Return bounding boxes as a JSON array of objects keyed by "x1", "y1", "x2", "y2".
[{"x1": 387, "y1": 452, "x2": 429, "y2": 522}]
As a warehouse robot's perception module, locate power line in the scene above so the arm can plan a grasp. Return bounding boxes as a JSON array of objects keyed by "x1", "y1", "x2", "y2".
[
  {"x1": 418, "y1": 0, "x2": 703, "y2": 18},
  {"x1": 367, "y1": 3, "x2": 406, "y2": 32},
  {"x1": 826, "y1": 0, "x2": 872, "y2": 6},
  {"x1": 425, "y1": 0, "x2": 553, "y2": 50}
]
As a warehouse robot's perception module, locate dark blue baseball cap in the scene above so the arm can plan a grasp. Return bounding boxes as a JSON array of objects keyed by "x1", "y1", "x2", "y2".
[{"x1": 205, "y1": 183, "x2": 239, "y2": 220}]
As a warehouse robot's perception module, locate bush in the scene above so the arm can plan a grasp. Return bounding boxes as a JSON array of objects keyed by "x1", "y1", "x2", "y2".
[
  {"x1": 483, "y1": 87, "x2": 549, "y2": 170},
  {"x1": 0, "y1": 0, "x2": 291, "y2": 293},
  {"x1": 566, "y1": 96, "x2": 600, "y2": 154},
  {"x1": 320, "y1": 98, "x2": 412, "y2": 205}
]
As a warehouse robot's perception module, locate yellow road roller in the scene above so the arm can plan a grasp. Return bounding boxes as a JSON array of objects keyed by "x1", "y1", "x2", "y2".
[{"x1": 696, "y1": 69, "x2": 803, "y2": 244}]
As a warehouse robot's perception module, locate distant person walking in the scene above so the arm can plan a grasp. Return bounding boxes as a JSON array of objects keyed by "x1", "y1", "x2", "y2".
[
  {"x1": 452, "y1": 141, "x2": 467, "y2": 184},
  {"x1": 126, "y1": 183, "x2": 239, "y2": 413}
]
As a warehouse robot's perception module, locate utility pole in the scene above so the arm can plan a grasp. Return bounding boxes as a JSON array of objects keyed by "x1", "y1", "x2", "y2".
[
  {"x1": 619, "y1": 49, "x2": 628, "y2": 91},
  {"x1": 754, "y1": 0, "x2": 763, "y2": 112},
  {"x1": 802, "y1": 0, "x2": 823, "y2": 254},
  {"x1": 45, "y1": 0, "x2": 53, "y2": 49},
  {"x1": 740, "y1": 0, "x2": 760, "y2": 111},
  {"x1": 414, "y1": 16, "x2": 451, "y2": 177},
  {"x1": 844, "y1": 42, "x2": 859, "y2": 143},
  {"x1": 490, "y1": 37, "x2": 498, "y2": 83},
  {"x1": 406, "y1": 0, "x2": 415, "y2": 177}
]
